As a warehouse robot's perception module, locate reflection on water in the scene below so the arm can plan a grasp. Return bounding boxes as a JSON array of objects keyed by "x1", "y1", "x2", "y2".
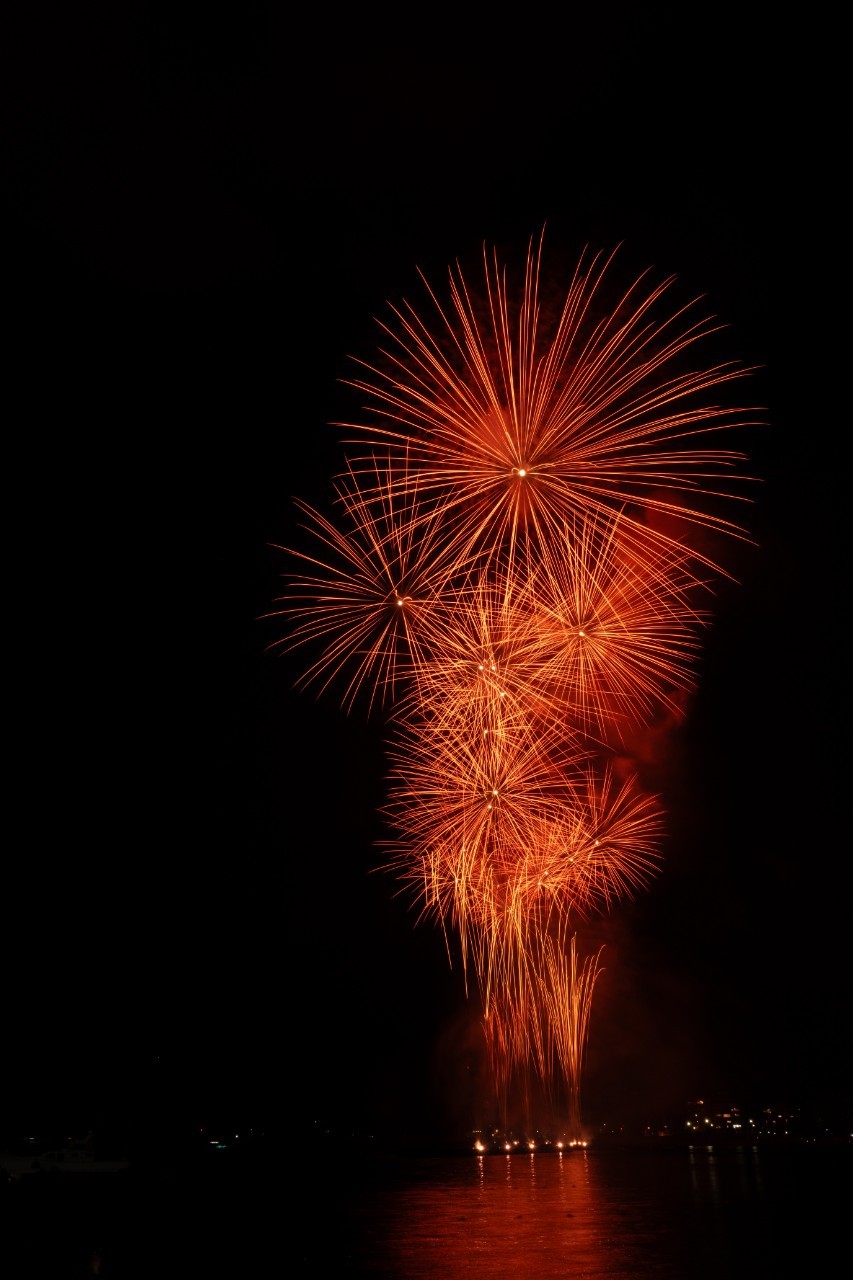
[
  {"x1": 395, "y1": 1152, "x2": 651, "y2": 1278},
  {"x1": 1, "y1": 1143, "x2": 847, "y2": 1277},
  {"x1": 353, "y1": 1148, "x2": 689, "y2": 1279},
  {"x1": 326, "y1": 1145, "x2": 848, "y2": 1279}
]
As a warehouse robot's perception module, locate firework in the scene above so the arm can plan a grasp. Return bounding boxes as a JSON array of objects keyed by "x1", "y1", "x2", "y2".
[
  {"x1": 341, "y1": 233, "x2": 758, "y2": 577},
  {"x1": 263, "y1": 457, "x2": 459, "y2": 712},
  {"x1": 482, "y1": 932, "x2": 603, "y2": 1141},
  {"x1": 524, "y1": 513, "x2": 711, "y2": 744},
  {"x1": 270, "y1": 232, "x2": 756, "y2": 1142}
]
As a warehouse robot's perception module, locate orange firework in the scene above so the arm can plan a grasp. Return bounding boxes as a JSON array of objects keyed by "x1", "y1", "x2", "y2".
[
  {"x1": 524, "y1": 511, "x2": 711, "y2": 743},
  {"x1": 482, "y1": 931, "x2": 603, "y2": 1142},
  {"x1": 384, "y1": 750, "x2": 662, "y2": 934},
  {"x1": 263, "y1": 457, "x2": 459, "y2": 712},
  {"x1": 271, "y1": 231, "x2": 757, "y2": 1141},
  {"x1": 341, "y1": 232, "x2": 759, "y2": 577},
  {"x1": 381, "y1": 712, "x2": 587, "y2": 985},
  {"x1": 536, "y1": 933, "x2": 603, "y2": 1140},
  {"x1": 391, "y1": 566, "x2": 548, "y2": 739}
]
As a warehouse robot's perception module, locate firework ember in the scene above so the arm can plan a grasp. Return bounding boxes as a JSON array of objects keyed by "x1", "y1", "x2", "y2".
[{"x1": 266, "y1": 232, "x2": 757, "y2": 1141}]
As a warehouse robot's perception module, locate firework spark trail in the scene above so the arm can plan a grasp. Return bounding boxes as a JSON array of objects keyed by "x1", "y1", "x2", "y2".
[
  {"x1": 538, "y1": 934, "x2": 603, "y2": 1140},
  {"x1": 271, "y1": 233, "x2": 757, "y2": 1141},
  {"x1": 482, "y1": 933, "x2": 602, "y2": 1138}
]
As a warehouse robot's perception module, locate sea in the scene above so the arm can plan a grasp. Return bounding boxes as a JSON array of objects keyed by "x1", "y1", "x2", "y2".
[{"x1": 1, "y1": 1140, "x2": 849, "y2": 1278}]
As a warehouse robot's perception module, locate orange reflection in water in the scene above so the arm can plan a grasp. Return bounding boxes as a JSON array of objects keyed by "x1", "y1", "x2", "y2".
[{"x1": 376, "y1": 1151, "x2": 668, "y2": 1280}]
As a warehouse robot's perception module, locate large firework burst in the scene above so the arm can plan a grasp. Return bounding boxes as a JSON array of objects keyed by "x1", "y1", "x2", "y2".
[
  {"x1": 269, "y1": 232, "x2": 757, "y2": 1141},
  {"x1": 342, "y1": 235, "x2": 758, "y2": 577}
]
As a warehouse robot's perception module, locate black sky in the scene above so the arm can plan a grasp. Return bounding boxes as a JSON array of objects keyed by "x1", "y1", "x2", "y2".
[{"x1": 2, "y1": 8, "x2": 847, "y2": 1144}]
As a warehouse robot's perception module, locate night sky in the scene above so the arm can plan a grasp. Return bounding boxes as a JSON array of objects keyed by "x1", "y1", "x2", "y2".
[{"x1": 3, "y1": 10, "x2": 847, "y2": 1147}]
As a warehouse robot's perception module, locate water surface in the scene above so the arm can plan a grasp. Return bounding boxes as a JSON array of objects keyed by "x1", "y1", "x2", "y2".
[{"x1": 2, "y1": 1142, "x2": 847, "y2": 1277}]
